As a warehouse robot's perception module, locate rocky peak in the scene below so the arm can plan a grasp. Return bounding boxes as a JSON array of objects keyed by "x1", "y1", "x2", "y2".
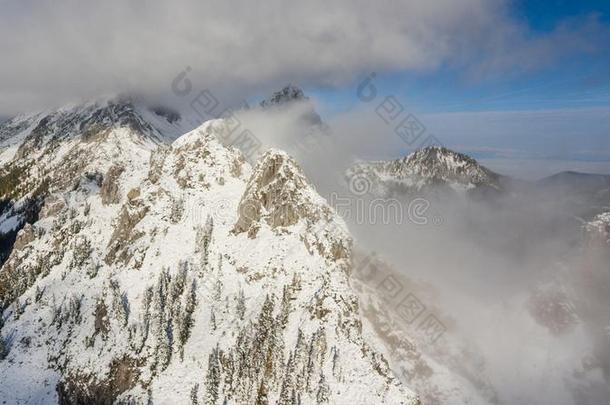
[
  {"x1": 260, "y1": 84, "x2": 307, "y2": 108},
  {"x1": 234, "y1": 149, "x2": 351, "y2": 266},
  {"x1": 348, "y1": 146, "x2": 502, "y2": 197},
  {"x1": 234, "y1": 149, "x2": 320, "y2": 234},
  {"x1": 392, "y1": 146, "x2": 493, "y2": 183}
]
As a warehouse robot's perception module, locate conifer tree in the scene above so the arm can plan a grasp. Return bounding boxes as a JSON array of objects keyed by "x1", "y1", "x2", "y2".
[
  {"x1": 316, "y1": 372, "x2": 330, "y2": 404},
  {"x1": 190, "y1": 383, "x2": 200, "y2": 405},
  {"x1": 279, "y1": 285, "x2": 292, "y2": 327},
  {"x1": 205, "y1": 345, "x2": 221, "y2": 404},
  {"x1": 236, "y1": 288, "x2": 246, "y2": 321},
  {"x1": 0, "y1": 334, "x2": 6, "y2": 360},
  {"x1": 178, "y1": 279, "x2": 197, "y2": 358},
  {"x1": 197, "y1": 215, "x2": 214, "y2": 272},
  {"x1": 210, "y1": 308, "x2": 217, "y2": 331}
]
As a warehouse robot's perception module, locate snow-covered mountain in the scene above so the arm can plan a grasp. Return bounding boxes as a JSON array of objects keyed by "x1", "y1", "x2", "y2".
[
  {"x1": 346, "y1": 147, "x2": 505, "y2": 198},
  {"x1": 0, "y1": 98, "x2": 420, "y2": 404}
]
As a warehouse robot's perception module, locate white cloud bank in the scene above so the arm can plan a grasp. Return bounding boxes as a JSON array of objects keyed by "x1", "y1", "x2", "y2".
[{"x1": 0, "y1": 0, "x2": 607, "y2": 115}]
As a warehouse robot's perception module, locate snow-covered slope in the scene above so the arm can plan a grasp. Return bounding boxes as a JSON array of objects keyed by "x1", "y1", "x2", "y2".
[
  {"x1": 0, "y1": 101, "x2": 419, "y2": 404},
  {"x1": 347, "y1": 147, "x2": 504, "y2": 198},
  {"x1": 348, "y1": 251, "x2": 499, "y2": 405},
  {"x1": 585, "y1": 212, "x2": 610, "y2": 247}
]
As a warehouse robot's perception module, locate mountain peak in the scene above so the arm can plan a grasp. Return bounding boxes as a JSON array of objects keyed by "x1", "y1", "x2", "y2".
[
  {"x1": 233, "y1": 149, "x2": 314, "y2": 235},
  {"x1": 400, "y1": 146, "x2": 480, "y2": 171},
  {"x1": 260, "y1": 84, "x2": 307, "y2": 108},
  {"x1": 348, "y1": 146, "x2": 503, "y2": 197}
]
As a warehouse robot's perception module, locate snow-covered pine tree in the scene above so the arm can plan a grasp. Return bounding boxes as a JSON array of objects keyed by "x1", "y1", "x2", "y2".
[
  {"x1": 292, "y1": 329, "x2": 307, "y2": 393},
  {"x1": 190, "y1": 383, "x2": 200, "y2": 405},
  {"x1": 279, "y1": 285, "x2": 292, "y2": 327},
  {"x1": 316, "y1": 372, "x2": 330, "y2": 403},
  {"x1": 170, "y1": 261, "x2": 189, "y2": 310},
  {"x1": 236, "y1": 288, "x2": 246, "y2": 320},
  {"x1": 34, "y1": 285, "x2": 44, "y2": 303},
  {"x1": 210, "y1": 308, "x2": 217, "y2": 331},
  {"x1": 196, "y1": 215, "x2": 214, "y2": 273},
  {"x1": 67, "y1": 294, "x2": 83, "y2": 325},
  {"x1": 109, "y1": 279, "x2": 129, "y2": 326},
  {"x1": 213, "y1": 278, "x2": 223, "y2": 302},
  {"x1": 138, "y1": 286, "x2": 154, "y2": 353},
  {"x1": 170, "y1": 196, "x2": 185, "y2": 224},
  {"x1": 305, "y1": 328, "x2": 327, "y2": 391},
  {"x1": 277, "y1": 360, "x2": 294, "y2": 405},
  {"x1": 205, "y1": 345, "x2": 221, "y2": 405},
  {"x1": 178, "y1": 279, "x2": 197, "y2": 359},
  {"x1": 331, "y1": 346, "x2": 340, "y2": 378},
  {"x1": 152, "y1": 270, "x2": 172, "y2": 371},
  {"x1": 0, "y1": 333, "x2": 6, "y2": 361}
]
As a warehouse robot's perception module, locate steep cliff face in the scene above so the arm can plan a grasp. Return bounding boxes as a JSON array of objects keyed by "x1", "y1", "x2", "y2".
[{"x1": 0, "y1": 104, "x2": 418, "y2": 404}]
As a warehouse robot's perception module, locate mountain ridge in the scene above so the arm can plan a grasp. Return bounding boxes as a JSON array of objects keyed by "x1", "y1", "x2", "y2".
[{"x1": 0, "y1": 98, "x2": 419, "y2": 404}]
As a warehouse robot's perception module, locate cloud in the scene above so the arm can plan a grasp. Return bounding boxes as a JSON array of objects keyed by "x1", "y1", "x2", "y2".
[{"x1": 0, "y1": 0, "x2": 608, "y2": 115}]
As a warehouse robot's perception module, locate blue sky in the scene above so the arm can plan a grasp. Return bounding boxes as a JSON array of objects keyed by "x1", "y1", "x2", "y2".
[
  {"x1": 308, "y1": 0, "x2": 610, "y2": 176},
  {"x1": 313, "y1": 0, "x2": 610, "y2": 114}
]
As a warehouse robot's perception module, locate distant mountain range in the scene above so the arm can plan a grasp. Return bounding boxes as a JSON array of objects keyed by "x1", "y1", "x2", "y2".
[{"x1": 347, "y1": 146, "x2": 609, "y2": 214}]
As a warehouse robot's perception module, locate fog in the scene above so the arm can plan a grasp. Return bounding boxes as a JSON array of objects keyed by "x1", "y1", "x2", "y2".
[{"x1": 232, "y1": 99, "x2": 610, "y2": 404}]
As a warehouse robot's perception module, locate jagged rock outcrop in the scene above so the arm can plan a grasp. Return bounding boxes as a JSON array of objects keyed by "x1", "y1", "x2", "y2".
[
  {"x1": 101, "y1": 165, "x2": 125, "y2": 205},
  {"x1": 234, "y1": 149, "x2": 351, "y2": 267},
  {"x1": 235, "y1": 149, "x2": 328, "y2": 233}
]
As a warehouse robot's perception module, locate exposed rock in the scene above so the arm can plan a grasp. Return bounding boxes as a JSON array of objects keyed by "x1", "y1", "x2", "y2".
[
  {"x1": 13, "y1": 223, "x2": 35, "y2": 251},
  {"x1": 127, "y1": 187, "x2": 141, "y2": 201},
  {"x1": 235, "y1": 150, "x2": 324, "y2": 234},
  {"x1": 56, "y1": 356, "x2": 139, "y2": 405},
  {"x1": 105, "y1": 197, "x2": 149, "y2": 266},
  {"x1": 40, "y1": 195, "x2": 66, "y2": 219},
  {"x1": 148, "y1": 146, "x2": 169, "y2": 184},
  {"x1": 101, "y1": 165, "x2": 125, "y2": 205}
]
